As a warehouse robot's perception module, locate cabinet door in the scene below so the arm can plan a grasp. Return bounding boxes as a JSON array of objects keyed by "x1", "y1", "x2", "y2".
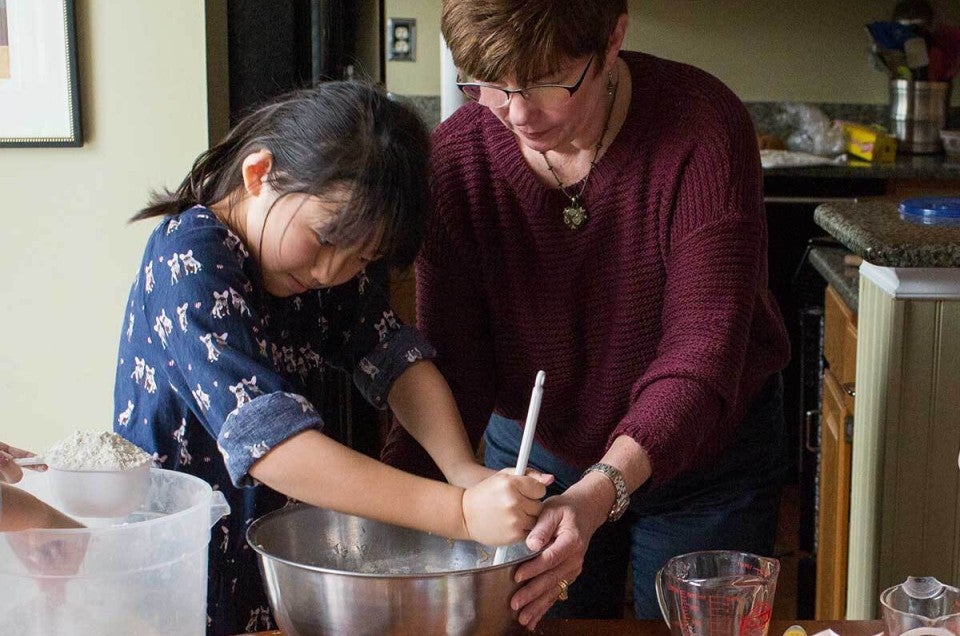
[{"x1": 815, "y1": 368, "x2": 853, "y2": 619}]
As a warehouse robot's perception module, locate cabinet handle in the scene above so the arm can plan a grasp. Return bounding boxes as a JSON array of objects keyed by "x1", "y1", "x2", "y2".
[
  {"x1": 804, "y1": 409, "x2": 820, "y2": 452},
  {"x1": 842, "y1": 382, "x2": 856, "y2": 398}
]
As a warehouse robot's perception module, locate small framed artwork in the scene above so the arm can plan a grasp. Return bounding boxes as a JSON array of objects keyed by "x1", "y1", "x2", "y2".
[{"x1": 0, "y1": 0, "x2": 82, "y2": 147}]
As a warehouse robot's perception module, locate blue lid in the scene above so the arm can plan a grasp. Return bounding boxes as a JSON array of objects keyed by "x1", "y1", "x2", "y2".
[{"x1": 899, "y1": 197, "x2": 960, "y2": 226}]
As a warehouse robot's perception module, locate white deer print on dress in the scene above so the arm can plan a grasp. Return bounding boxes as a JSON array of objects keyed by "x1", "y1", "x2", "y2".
[
  {"x1": 405, "y1": 347, "x2": 423, "y2": 363},
  {"x1": 144, "y1": 365, "x2": 157, "y2": 394},
  {"x1": 241, "y1": 376, "x2": 263, "y2": 397},
  {"x1": 223, "y1": 232, "x2": 249, "y2": 261},
  {"x1": 173, "y1": 418, "x2": 192, "y2": 466},
  {"x1": 200, "y1": 332, "x2": 227, "y2": 362},
  {"x1": 167, "y1": 253, "x2": 182, "y2": 284},
  {"x1": 248, "y1": 441, "x2": 270, "y2": 459},
  {"x1": 144, "y1": 261, "x2": 155, "y2": 294},
  {"x1": 180, "y1": 250, "x2": 202, "y2": 275},
  {"x1": 212, "y1": 290, "x2": 231, "y2": 319},
  {"x1": 131, "y1": 357, "x2": 146, "y2": 384},
  {"x1": 293, "y1": 296, "x2": 303, "y2": 311},
  {"x1": 228, "y1": 381, "x2": 252, "y2": 409},
  {"x1": 192, "y1": 384, "x2": 211, "y2": 412},
  {"x1": 228, "y1": 287, "x2": 250, "y2": 316},
  {"x1": 286, "y1": 392, "x2": 316, "y2": 413},
  {"x1": 165, "y1": 217, "x2": 181, "y2": 235},
  {"x1": 153, "y1": 309, "x2": 174, "y2": 349},
  {"x1": 126, "y1": 313, "x2": 135, "y2": 341},
  {"x1": 117, "y1": 400, "x2": 135, "y2": 426},
  {"x1": 357, "y1": 269, "x2": 370, "y2": 294},
  {"x1": 176, "y1": 303, "x2": 189, "y2": 332},
  {"x1": 359, "y1": 358, "x2": 379, "y2": 380}
]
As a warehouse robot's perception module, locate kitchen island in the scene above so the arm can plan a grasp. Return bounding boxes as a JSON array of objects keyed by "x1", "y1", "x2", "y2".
[{"x1": 813, "y1": 199, "x2": 960, "y2": 620}]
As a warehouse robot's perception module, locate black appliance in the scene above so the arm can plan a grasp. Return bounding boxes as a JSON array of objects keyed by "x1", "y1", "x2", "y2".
[{"x1": 763, "y1": 175, "x2": 885, "y2": 618}]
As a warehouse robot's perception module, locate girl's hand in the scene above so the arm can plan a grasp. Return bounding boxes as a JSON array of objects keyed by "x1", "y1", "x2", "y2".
[
  {"x1": 460, "y1": 468, "x2": 553, "y2": 546},
  {"x1": 0, "y1": 442, "x2": 45, "y2": 484}
]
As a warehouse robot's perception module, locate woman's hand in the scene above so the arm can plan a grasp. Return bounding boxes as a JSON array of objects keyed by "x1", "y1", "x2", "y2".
[
  {"x1": 461, "y1": 468, "x2": 553, "y2": 546},
  {"x1": 508, "y1": 472, "x2": 615, "y2": 630},
  {"x1": 0, "y1": 442, "x2": 45, "y2": 484}
]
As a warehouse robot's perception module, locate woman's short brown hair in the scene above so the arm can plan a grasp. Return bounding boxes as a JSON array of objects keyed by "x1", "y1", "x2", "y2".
[{"x1": 442, "y1": 0, "x2": 627, "y2": 86}]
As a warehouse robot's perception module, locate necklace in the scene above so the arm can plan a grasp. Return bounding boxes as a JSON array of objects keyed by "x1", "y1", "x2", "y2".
[{"x1": 541, "y1": 75, "x2": 619, "y2": 230}]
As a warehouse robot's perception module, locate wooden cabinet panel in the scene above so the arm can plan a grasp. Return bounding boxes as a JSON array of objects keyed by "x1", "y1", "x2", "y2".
[
  {"x1": 816, "y1": 368, "x2": 853, "y2": 620},
  {"x1": 816, "y1": 284, "x2": 856, "y2": 621}
]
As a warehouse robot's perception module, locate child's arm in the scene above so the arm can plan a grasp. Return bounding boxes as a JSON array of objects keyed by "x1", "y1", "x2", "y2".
[
  {"x1": 385, "y1": 360, "x2": 496, "y2": 488},
  {"x1": 249, "y1": 428, "x2": 549, "y2": 546},
  {"x1": 0, "y1": 483, "x2": 84, "y2": 532}
]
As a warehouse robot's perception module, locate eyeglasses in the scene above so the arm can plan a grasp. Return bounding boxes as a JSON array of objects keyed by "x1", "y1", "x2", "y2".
[{"x1": 456, "y1": 55, "x2": 594, "y2": 110}]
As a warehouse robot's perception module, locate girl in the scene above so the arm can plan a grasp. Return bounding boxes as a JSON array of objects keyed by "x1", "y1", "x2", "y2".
[{"x1": 114, "y1": 82, "x2": 551, "y2": 635}]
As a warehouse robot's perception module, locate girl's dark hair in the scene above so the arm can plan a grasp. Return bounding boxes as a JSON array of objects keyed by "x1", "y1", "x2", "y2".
[{"x1": 134, "y1": 81, "x2": 431, "y2": 269}]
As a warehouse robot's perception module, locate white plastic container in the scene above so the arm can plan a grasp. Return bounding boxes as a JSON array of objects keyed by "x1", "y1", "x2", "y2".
[{"x1": 0, "y1": 468, "x2": 229, "y2": 635}]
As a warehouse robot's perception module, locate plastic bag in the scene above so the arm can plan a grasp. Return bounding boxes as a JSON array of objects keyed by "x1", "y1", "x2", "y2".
[{"x1": 778, "y1": 104, "x2": 845, "y2": 157}]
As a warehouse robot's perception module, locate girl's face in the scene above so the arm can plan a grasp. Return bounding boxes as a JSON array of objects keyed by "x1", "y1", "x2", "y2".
[{"x1": 251, "y1": 185, "x2": 383, "y2": 297}]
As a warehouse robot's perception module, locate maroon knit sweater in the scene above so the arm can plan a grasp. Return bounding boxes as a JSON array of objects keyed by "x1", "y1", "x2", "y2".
[{"x1": 382, "y1": 52, "x2": 789, "y2": 487}]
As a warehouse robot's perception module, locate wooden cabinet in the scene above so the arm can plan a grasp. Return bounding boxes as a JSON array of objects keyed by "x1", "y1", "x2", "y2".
[{"x1": 815, "y1": 285, "x2": 857, "y2": 620}]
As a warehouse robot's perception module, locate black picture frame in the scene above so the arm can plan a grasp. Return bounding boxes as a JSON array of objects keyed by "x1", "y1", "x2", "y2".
[{"x1": 0, "y1": 0, "x2": 82, "y2": 147}]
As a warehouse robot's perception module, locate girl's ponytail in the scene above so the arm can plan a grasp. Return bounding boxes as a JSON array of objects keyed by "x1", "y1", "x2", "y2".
[{"x1": 130, "y1": 102, "x2": 284, "y2": 222}]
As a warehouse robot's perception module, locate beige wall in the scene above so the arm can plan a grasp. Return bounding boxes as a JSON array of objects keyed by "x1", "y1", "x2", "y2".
[
  {"x1": 385, "y1": 0, "x2": 960, "y2": 103},
  {"x1": 0, "y1": 0, "x2": 214, "y2": 451}
]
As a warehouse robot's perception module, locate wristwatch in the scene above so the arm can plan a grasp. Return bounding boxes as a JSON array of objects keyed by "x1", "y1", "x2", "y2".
[{"x1": 583, "y1": 462, "x2": 629, "y2": 522}]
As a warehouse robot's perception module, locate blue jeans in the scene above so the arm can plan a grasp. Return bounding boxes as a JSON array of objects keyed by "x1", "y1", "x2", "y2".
[{"x1": 483, "y1": 375, "x2": 788, "y2": 619}]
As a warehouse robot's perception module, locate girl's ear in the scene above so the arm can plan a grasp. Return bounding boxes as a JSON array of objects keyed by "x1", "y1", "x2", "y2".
[{"x1": 241, "y1": 149, "x2": 274, "y2": 197}]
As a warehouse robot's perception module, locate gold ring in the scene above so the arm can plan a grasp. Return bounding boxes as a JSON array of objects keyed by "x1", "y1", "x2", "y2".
[{"x1": 557, "y1": 578, "x2": 569, "y2": 601}]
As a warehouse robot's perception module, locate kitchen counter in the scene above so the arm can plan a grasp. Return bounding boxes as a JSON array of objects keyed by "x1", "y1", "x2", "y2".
[
  {"x1": 809, "y1": 245, "x2": 860, "y2": 312},
  {"x1": 248, "y1": 619, "x2": 885, "y2": 635},
  {"x1": 765, "y1": 154, "x2": 960, "y2": 180},
  {"x1": 814, "y1": 200, "x2": 960, "y2": 267}
]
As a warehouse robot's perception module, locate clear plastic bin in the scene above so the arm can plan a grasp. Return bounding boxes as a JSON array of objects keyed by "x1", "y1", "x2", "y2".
[{"x1": 0, "y1": 468, "x2": 228, "y2": 635}]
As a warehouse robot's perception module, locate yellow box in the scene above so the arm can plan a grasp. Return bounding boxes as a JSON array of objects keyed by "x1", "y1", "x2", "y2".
[{"x1": 842, "y1": 122, "x2": 898, "y2": 164}]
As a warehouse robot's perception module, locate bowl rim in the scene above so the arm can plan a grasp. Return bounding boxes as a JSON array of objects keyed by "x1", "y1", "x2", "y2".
[{"x1": 246, "y1": 502, "x2": 542, "y2": 579}]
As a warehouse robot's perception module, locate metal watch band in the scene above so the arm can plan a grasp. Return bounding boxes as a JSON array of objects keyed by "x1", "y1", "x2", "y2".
[{"x1": 582, "y1": 462, "x2": 629, "y2": 522}]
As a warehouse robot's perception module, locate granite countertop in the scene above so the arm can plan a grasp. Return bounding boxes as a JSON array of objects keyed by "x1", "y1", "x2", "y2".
[
  {"x1": 809, "y1": 245, "x2": 860, "y2": 312},
  {"x1": 814, "y1": 200, "x2": 960, "y2": 267},
  {"x1": 764, "y1": 154, "x2": 960, "y2": 180}
]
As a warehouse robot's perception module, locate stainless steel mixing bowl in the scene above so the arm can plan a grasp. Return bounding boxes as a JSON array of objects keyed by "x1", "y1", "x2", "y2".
[{"x1": 247, "y1": 504, "x2": 539, "y2": 636}]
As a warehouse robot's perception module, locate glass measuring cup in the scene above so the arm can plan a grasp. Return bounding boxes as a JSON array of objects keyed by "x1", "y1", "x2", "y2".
[
  {"x1": 655, "y1": 550, "x2": 780, "y2": 636},
  {"x1": 881, "y1": 577, "x2": 960, "y2": 636}
]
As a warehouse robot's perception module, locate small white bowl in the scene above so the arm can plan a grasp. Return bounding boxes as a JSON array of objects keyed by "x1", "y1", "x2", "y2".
[
  {"x1": 940, "y1": 130, "x2": 960, "y2": 157},
  {"x1": 48, "y1": 462, "x2": 151, "y2": 518}
]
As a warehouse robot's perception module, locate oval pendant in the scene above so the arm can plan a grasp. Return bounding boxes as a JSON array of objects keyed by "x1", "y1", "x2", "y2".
[{"x1": 563, "y1": 201, "x2": 587, "y2": 230}]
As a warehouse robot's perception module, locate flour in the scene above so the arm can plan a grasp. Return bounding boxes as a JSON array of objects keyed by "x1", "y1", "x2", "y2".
[{"x1": 45, "y1": 430, "x2": 152, "y2": 470}]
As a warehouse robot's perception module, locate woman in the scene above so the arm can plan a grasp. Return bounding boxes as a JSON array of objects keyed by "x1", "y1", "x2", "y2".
[
  {"x1": 114, "y1": 82, "x2": 550, "y2": 635},
  {"x1": 382, "y1": 1, "x2": 790, "y2": 630}
]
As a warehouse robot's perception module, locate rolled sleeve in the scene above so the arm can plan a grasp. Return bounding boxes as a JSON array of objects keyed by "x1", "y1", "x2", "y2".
[
  {"x1": 218, "y1": 391, "x2": 323, "y2": 487},
  {"x1": 353, "y1": 325, "x2": 436, "y2": 409}
]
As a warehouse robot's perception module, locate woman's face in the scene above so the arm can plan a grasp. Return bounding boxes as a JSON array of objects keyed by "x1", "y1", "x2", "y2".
[
  {"x1": 485, "y1": 54, "x2": 609, "y2": 153},
  {"x1": 251, "y1": 186, "x2": 383, "y2": 297}
]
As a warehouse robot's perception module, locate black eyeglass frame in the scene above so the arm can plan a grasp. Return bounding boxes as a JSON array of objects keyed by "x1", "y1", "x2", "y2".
[{"x1": 456, "y1": 55, "x2": 596, "y2": 107}]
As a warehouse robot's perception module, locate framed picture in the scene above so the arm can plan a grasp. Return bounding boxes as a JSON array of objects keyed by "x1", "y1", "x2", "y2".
[{"x1": 0, "y1": 0, "x2": 82, "y2": 147}]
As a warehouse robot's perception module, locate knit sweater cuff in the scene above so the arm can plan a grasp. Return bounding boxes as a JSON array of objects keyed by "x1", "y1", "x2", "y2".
[{"x1": 614, "y1": 376, "x2": 725, "y2": 487}]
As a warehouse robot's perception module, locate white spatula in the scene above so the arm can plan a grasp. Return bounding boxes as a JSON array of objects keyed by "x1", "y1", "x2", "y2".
[{"x1": 493, "y1": 370, "x2": 546, "y2": 565}]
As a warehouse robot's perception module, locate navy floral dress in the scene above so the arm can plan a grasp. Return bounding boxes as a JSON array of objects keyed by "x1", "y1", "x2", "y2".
[{"x1": 114, "y1": 206, "x2": 435, "y2": 635}]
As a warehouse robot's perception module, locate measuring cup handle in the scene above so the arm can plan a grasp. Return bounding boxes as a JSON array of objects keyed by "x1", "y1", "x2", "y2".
[{"x1": 654, "y1": 567, "x2": 671, "y2": 628}]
